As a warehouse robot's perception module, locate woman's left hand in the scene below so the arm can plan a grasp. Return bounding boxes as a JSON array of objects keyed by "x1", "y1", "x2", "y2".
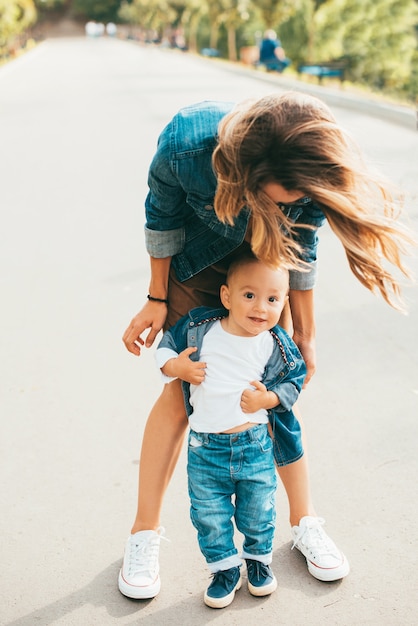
[{"x1": 294, "y1": 337, "x2": 316, "y2": 388}]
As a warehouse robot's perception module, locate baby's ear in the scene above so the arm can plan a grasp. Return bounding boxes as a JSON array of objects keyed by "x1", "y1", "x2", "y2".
[{"x1": 220, "y1": 284, "x2": 231, "y2": 309}]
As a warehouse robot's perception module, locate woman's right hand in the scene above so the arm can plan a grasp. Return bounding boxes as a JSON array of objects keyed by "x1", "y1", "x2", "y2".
[{"x1": 122, "y1": 300, "x2": 168, "y2": 356}]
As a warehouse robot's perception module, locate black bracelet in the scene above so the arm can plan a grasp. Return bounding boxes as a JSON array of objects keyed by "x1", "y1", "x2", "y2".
[{"x1": 147, "y1": 294, "x2": 169, "y2": 305}]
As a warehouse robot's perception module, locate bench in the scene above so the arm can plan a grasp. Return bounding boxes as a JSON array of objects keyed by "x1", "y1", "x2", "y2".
[
  {"x1": 201, "y1": 48, "x2": 221, "y2": 58},
  {"x1": 298, "y1": 61, "x2": 346, "y2": 84}
]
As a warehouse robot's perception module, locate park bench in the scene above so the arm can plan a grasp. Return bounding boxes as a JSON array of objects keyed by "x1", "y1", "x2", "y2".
[
  {"x1": 201, "y1": 48, "x2": 221, "y2": 58},
  {"x1": 297, "y1": 61, "x2": 346, "y2": 84}
]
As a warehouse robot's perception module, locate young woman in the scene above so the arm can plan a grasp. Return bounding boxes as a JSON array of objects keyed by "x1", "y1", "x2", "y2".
[{"x1": 118, "y1": 92, "x2": 413, "y2": 599}]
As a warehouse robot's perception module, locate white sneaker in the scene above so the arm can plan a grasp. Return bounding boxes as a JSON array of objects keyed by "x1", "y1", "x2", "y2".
[
  {"x1": 118, "y1": 527, "x2": 165, "y2": 599},
  {"x1": 291, "y1": 516, "x2": 350, "y2": 582}
]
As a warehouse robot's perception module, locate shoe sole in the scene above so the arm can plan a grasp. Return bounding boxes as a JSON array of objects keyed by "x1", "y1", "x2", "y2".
[
  {"x1": 118, "y1": 570, "x2": 161, "y2": 599},
  {"x1": 248, "y1": 574, "x2": 278, "y2": 596},
  {"x1": 307, "y1": 556, "x2": 350, "y2": 582},
  {"x1": 293, "y1": 545, "x2": 350, "y2": 582},
  {"x1": 204, "y1": 577, "x2": 242, "y2": 609}
]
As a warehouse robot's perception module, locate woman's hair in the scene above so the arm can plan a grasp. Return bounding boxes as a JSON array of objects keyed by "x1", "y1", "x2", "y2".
[{"x1": 212, "y1": 91, "x2": 415, "y2": 310}]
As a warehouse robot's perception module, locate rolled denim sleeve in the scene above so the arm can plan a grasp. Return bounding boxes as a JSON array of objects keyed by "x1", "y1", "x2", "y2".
[
  {"x1": 271, "y1": 380, "x2": 300, "y2": 412},
  {"x1": 266, "y1": 328, "x2": 307, "y2": 411},
  {"x1": 269, "y1": 359, "x2": 306, "y2": 411},
  {"x1": 289, "y1": 202, "x2": 325, "y2": 291},
  {"x1": 145, "y1": 225, "x2": 184, "y2": 258},
  {"x1": 289, "y1": 260, "x2": 318, "y2": 291},
  {"x1": 144, "y1": 120, "x2": 188, "y2": 257}
]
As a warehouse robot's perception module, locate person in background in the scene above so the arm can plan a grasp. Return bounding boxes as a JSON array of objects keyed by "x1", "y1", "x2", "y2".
[{"x1": 259, "y1": 29, "x2": 291, "y2": 72}]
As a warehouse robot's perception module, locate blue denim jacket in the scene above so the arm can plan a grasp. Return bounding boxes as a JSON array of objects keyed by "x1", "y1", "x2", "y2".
[
  {"x1": 157, "y1": 306, "x2": 307, "y2": 466},
  {"x1": 145, "y1": 100, "x2": 326, "y2": 290}
]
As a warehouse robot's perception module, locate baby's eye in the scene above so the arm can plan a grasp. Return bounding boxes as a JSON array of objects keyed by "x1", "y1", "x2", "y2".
[
  {"x1": 244, "y1": 292, "x2": 254, "y2": 299},
  {"x1": 268, "y1": 296, "x2": 278, "y2": 303}
]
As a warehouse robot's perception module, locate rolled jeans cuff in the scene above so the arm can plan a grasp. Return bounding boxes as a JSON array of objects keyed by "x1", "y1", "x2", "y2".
[
  {"x1": 208, "y1": 555, "x2": 242, "y2": 573},
  {"x1": 241, "y1": 550, "x2": 272, "y2": 565}
]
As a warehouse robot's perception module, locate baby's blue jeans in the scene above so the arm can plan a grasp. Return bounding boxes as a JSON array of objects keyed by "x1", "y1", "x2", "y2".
[{"x1": 187, "y1": 424, "x2": 277, "y2": 572}]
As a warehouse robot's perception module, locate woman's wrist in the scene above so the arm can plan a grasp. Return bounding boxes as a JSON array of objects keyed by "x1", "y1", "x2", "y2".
[{"x1": 147, "y1": 294, "x2": 169, "y2": 305}]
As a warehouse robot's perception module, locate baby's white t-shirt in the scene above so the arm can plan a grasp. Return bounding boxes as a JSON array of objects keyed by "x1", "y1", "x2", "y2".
[{"x1": 157, "y1": 320, "x2": 274, "y2": 433}]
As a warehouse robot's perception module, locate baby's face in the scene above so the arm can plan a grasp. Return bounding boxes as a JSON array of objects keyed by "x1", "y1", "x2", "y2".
[{"x1": 220, "y1": 262, "x2": 288, "y2": 336}]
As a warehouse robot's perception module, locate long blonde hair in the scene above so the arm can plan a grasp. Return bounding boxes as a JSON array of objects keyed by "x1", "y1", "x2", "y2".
[{"x1": 213, "y1": 91, "x2": 415, "y2": 310}]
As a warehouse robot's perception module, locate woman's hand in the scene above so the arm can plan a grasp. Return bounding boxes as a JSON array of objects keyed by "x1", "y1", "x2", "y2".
[
  {"x1": 122, "y1": 300, "x2": 168, "y2": 356},
  {"x1": 293, "y1": 335, "x2": 316, "y2": 387},
  {"x1": 288, "y1": 289, "x2": 316, "y2": 388}
]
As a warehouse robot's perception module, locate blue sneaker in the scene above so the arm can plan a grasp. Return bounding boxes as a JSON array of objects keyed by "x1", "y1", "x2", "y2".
[
  {"x1": 204, "y1": 566, "x2": 242, "y2": 608},
  {"x1": 246, "y1": 559, "x2": 277, "y2": 596}
]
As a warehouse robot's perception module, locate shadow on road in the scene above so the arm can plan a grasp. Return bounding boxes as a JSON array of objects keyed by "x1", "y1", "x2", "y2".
[{"x1": 5, "y1": 543, "x2": 342, "y2": 625}]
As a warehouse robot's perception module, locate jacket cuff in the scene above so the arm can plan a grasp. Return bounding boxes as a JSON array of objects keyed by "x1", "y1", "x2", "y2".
[
  {"x1": 289, "y1": 260, "x2": 318, "y2": 291},
  {"x1": 145, "y1": 226, "x2": 184, "y2": 258}
]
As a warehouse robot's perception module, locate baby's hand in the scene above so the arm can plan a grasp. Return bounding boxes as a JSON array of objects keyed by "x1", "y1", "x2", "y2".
[
  {"x1": 164, "y1": 347, "x2": 206, "y2": 384},
  {"x1": 240, "y1": 380, "x2": 278, "y2": 413}
]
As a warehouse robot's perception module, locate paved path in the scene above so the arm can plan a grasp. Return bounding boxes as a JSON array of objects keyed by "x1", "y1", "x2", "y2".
[{"x1": 1, "y1": 37, "x2": 417, "y2": 625}]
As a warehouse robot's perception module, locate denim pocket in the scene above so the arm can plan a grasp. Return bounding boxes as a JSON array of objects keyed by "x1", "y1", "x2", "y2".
[
  {"x1": 189, "y1": 434, "x2": 203, "y2": 448},
  {"x1": 255, "y1": 428, "x2": 274, "y2": 455}
]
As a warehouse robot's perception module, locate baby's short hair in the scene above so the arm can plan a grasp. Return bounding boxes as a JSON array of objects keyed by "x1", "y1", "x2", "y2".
[{"x1": 226, "y1": 251, "x2": 289, "y2": 286}]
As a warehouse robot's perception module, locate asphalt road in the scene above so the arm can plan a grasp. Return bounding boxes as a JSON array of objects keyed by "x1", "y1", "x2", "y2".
[{"x1": 1, "y1": 36, "x2": 417, "y2": 626}]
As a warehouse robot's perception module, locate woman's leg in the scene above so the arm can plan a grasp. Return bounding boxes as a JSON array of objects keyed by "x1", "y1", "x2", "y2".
[
  {"x1": 277, "y1": 301, "x2": 315, "y2": 525},
  {"x1": 276, "y1": 404, "x2": 316, "y2": 527},
  {"x1": 131, "y1": 379, "x2": 187, "y2": 532},
  {"x1": 277, "y1": 302, "x2": 349, "y2": 581},
  {"x1": 118, "y1": 380, "x2": 187, "y2": 600}
]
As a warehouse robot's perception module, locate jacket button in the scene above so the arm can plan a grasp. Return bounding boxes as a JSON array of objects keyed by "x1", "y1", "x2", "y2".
[{"x1": 204, "y1": 205, "x2": 213, "y2": 210}]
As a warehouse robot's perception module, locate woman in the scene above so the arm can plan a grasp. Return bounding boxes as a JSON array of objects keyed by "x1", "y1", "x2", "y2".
[{"x1": 118, "y1": 92, "x2": 413, "y2": 599}]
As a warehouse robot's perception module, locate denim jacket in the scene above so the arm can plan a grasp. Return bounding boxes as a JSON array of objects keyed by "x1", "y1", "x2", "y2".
[
  {"x1": 157, "y1": 306, "x2": 307, "y2": 466},
  {"x1": 145, "y1": 100, "x2": 326, "y2": 291}
]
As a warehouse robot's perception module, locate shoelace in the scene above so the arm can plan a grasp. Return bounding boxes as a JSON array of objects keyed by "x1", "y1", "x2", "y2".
[
  {"x1": 128, "y1": 527, "x2": 168, "y2": 575},
  {"x1": 247, "y1": 561, "x2": 270, "y2": 582},
  {"x1": 211, "y1": 567, "x2": 239, "y2": 586},
  {"x1": 291, "y1": 518, "x2": 336, "y2": 556}
]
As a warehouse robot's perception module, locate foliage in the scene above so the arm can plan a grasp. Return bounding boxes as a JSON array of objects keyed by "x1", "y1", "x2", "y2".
[
  {"x1": 72, "y1": 0, "x2": 123, "y2": 22},
  {"x1": 0, "y1": 0, "x2": 37, "y2": 53},
  {"x1": 34, "y1": 0, "x2": 66, "y2": 9},
  {"x1": 254, "y1": 0, "x2": 301, "y2": 28},
  {"x1": 279, "y1": 0, "x2": 418, "y2": 96}
]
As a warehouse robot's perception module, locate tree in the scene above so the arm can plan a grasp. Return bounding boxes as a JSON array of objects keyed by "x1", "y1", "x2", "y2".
[
  {"x1": 279, "y1": 0, "x2": 417, "y2": 94},
  {"x1": 0, "y1": 0, "x2": 37, "y2": 56},
  {"x1": 72, "y1": 0, "x2": 123, "y2": 22},
  {"x1": 255, "y1": 0, "x2": 301, "y2": 28}
]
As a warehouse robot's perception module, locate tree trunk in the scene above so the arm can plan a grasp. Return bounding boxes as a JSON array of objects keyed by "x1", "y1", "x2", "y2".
[{"x1": 227, "y1": 25, "x2": 237, "y2": 61}]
